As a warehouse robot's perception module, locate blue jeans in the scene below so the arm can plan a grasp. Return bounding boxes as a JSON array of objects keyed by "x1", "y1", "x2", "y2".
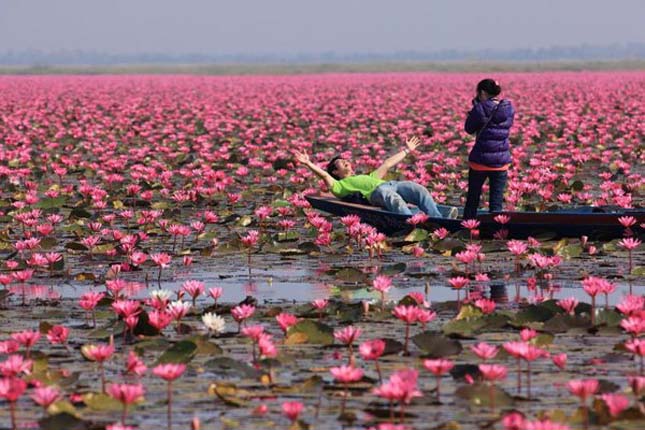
[
  {"x1": 464, "y1": 169, "x2": 508, "y2": 219},
  {"x1": 369, "y1": 181, "x2": 442, "y2": 217}
]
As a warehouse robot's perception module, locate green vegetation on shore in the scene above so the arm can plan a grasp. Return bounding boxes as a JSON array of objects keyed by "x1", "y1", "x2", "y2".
[{"x1": 1, "y1": 59, "x2": 644, "y2": 75}]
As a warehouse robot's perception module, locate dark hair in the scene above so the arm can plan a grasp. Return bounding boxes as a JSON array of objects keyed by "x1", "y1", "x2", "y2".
[
  {"x1": 326, "y1": 156, "x2": 343, "y2": 180},
  {"x1": 477, "y1": 79, "x2": 502, "y2": 97}
]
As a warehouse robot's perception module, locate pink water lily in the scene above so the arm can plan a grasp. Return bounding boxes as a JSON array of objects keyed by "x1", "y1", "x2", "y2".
[
  {"x1": 153, "y1": 363, "x2": 186, "y2": 430},
  {"x1": 423, "y1": 359, "x2": 454, "y2": 402}
]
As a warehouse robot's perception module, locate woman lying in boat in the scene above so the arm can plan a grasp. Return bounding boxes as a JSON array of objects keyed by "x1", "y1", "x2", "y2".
[{"x1": 293, "y1": 136, "x2": 455, "y2": 218}]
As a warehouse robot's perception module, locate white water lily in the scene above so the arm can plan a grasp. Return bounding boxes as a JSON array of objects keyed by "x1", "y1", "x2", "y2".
[
  {"x1": 149, "y1": 289, "x2": 173, "y2": 301},
  {"x1": 202, "y1": 312, "x2": 226, "y2": 334}
]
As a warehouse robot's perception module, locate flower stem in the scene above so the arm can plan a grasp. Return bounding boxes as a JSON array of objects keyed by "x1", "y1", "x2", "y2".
[
  {"x1": 100, "y1": 362, "x2": 106, "y2": 393},
  {"x1": 167, "y1": 380, "x2": 173, "y2": 430},
  {"x1": 9, "y1": 401, "x2": 17, "y2": 430},
  {"x1": 375, "y1": 361, "x2": 383, "y2": 384},
  {"x1": 403, "y1": 323, "x2": 410, "y2": 355}
]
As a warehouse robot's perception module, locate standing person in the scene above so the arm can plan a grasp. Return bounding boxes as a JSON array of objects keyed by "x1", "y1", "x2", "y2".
[
  {"x1": 294, "y1": 137, "x2": 451, "y2": 218},
  {"x1": 463, "y1": 79, "x2": 515, "y2": 219}
]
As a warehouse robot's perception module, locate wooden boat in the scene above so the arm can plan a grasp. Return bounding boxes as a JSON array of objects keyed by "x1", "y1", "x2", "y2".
[{"x1": 305, "y1": 194, "x2": 645, "y2": 239}]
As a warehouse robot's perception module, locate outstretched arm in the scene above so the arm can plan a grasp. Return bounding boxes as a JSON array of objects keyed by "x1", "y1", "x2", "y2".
[
  {"x1": 372, "y1": 136, "x2": 421, "y2": 179},
  {"x1": 293, "y1": 150, "x2": 336, "y2": 190}
]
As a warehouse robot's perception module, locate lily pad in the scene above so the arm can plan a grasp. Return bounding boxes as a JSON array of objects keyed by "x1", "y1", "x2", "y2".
[
  {"x1": 560, "y1": 244, "x2": 583, "y2": 258},
  {"x1": 47, "y1": 400, "x2": 79, "y2": 417},
  {"x1": 208, "y1": 382, "x2": 251, "y2": 407},
  {"x1": 412, "y1": 331, "x2": 463, "y2": 357},
  {"x1": 455, "y1": 383, "x2": 514, "y2": 408},
  {"x1": 40, "y1": 237, "x2": 59, "y2": 249},
  {"x1": 274, "y1": 375, "x2": 324, "y2": 394},
  {"x1": 39, "y1": 413, "x2": 88, "y2": 430},
  {"x1": 188, "y1": 335, "x2": 223, "y2": 356},
  {"x1": 442, "y1": 317, "x2": 487, "y2": 338},
  {"x1": 82, "y1": 392, "x2": 123, "y2": 411},
  {"x1": 286, "y1": 320, "x2": 334, "y2": 345},
  {"x1": 133, "y1": 310, "x2": 162, "y2": 336},
  {"x1": 404, "y1": 228, "x2": 429, "y2": 242},
  {"x1": 432, "y1": 238, "x2": 466, "y2": 254},
  {"x1": 156, "y1": 340, "x2": 198, "y2": 364},
  {"x1": 205, "y1": 356, "x2": 261, "y2": 378},
  {"x1": 450, "y1": 364, "x2": 480, "y2": 381},
  {"x1": 332, "y1": 267, "x2": 369, "y2": 284},
  {"x1": 379, "y1": 262, "x2": 407, "y2": 276},
  {"x1": 512, "y1": 304, "x2": 556, "y2": 324},
  {"x1": 65, "y1": 242, "x2": 88, "y2": 251},
  {"x1": 69, "y1": 207, "x2": 92, "y2": 219},
  {"x1": 543, "y1": 314, "x2": 591, "y2": 333},
  {"x1": 36, "y1": 196, "x2": 67, "y2": 209}
]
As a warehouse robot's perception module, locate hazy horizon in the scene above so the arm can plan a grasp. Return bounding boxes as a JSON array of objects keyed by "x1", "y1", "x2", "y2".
[{"x1": 1, "y1": 0, "x2": 644, "y2": 56}]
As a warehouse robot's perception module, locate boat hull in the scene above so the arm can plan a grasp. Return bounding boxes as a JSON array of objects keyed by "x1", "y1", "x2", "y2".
[{"x1": 305, "y1": 195, "x2": 645, "y2": 239}]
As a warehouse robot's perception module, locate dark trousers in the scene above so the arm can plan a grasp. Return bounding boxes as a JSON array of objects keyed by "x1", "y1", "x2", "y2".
[{"x1": 463, "y1": 168, "x2": 508, "y2": 219}]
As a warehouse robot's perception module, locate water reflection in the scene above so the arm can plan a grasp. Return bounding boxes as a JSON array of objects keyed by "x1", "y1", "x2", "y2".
[{"x1": 18, "y1": 250, "x2": 638, "y2": 309}]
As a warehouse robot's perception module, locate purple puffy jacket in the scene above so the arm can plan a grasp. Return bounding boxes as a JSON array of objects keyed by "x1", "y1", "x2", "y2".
[{"x1": 465, "y1": 98, "x2": 515, "y2": 167}]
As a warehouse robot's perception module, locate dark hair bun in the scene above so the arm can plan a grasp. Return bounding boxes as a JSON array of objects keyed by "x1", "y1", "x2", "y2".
[{"x1": 476, "y1": 78, "x2": 502, "y2": 97}]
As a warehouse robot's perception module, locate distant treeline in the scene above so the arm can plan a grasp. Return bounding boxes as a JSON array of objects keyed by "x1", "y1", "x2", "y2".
[
  {"x1": 2, "y1": 60, "x2": 645, "y2": 76},
  {"x1": 0, "y1": 43, "x2": 644, "y2": 66}
]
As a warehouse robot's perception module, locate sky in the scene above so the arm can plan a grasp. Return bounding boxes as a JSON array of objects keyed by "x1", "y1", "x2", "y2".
[{"x1": 1, "y1": 0, "x2": 644, "y2": 55}]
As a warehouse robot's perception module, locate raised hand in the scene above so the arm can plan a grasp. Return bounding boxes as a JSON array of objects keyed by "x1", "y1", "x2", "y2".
[
  {"x1": 292, "y1": 150, "x2": 310, "y2": 165},
  {"x1": 405, "y1": 136, "x2": 421, "y2": 152}
]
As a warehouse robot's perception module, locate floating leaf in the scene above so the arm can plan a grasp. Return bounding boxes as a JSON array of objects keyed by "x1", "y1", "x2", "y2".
[
  {"x1": 413, "y1": 331, "x2": 463, "y2": 357},
  {"x1": 69, "y1": 208, "x2": 92, "y2": 219},
  {"x1": 455, "y1": 383, "x2": 514, "y2": 408},
  {"x1": 237, "y1": 215, "x2": 253, "y2": 227},
  {"x1": 455, "y1": 304, "x2": 483, "y2": 320},
  {"x1": 36, "y1": 196, "x2": 66, "y2": 209},
  {"x1": 39, "y1": 237, "x2": 58, "y2": 249},
  {"x1": 560, "y1": 244, "x2": 583, "y2": 258},
  {"x1": 205, "y1": 356, "x2": 261, "y2": 378},
  {"x1": 130, "y1": 310, "x2": 162, "y2": 336},
  {"x1": 156, "y1": 340, "x2": 198, "y2": 364},
  {"x1": 570, "y1": 180, "x2": 584, "y2": 191},
  {"x1": 73, "y1": 272, "x2": 96, "y2": 282},
  {"x1": 286, "y1": 320, "x2": 334, "y2": 345},
  {"x1": 631, "y1": 266, "x2": 645, "y2": 276},
  {"x1": 208, "y1": 382, "x2": 250, "y2": 407},
  {"x1": 92, "y1": 244, "x2": 115, "y2": 255},
  {"x1": 82, "y1": 392, "x2": 123, "y2": 411},
  {"x1": 450, "y1": 364, "x2": 480, "y2": 381},
  {"x1": 513, "y1": 305, "x2": 556, "y2": 324},
  {"x1": 404, "y1": 228, "x2": 428, "y2": 242},
  {"x1": 65, "y1": 242, "x2": 88, "y2": 251},
  {"x1": 188, "y1": 335, "x2": 223, "y2": 356},
  {"x1": 39, "y1": 413, "x2": 87, "y2": 430},
  {"x1": 442, "y1": 317, "x2": 487, "y2": 338},
  {"x1": 39, "y1": 321, "x2": 54, "y2": 334},
  {"x1": 332, "y1": 267, "x2": 368, "y2": 284},
  {"x1": 530, "y1": 332, "x2": 555, "y2": 346},
  {"x1": 47, "y1": 400, "x2": 79, "y2": 417},
  {"x1": 134, "y1": 338, "x2": 170, "y2": 357},
  {"x1": 274, "y1": 375, "x2": 324, "y2": 394},
  {"x1": 429, "y1": 421, "x2": 461, "y2": 430},
  {"x1": 543, "y1": 314, "x2": 591, "y2": 333},
  {"x1": 597, "y1": 379, "x2": 621, "y2": 394},
  {"x1": 379, "y1": 262, "x2": 407, "y2": 276},
  {"x1": 276, "y1": 231, "x2": 299, "y2": 242},
  {"x1": 432, "y1": 238, "x2": 466, "y2": 254},
  {"x1": 151, "y1": 201, "x2": 169, "y2": 210},
  {"x1": 595, "y1": 309, "x2": 623, "y2": 327},
  {"x1": 272, "y1": 199, "x2": 290, "y2": 208}
]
